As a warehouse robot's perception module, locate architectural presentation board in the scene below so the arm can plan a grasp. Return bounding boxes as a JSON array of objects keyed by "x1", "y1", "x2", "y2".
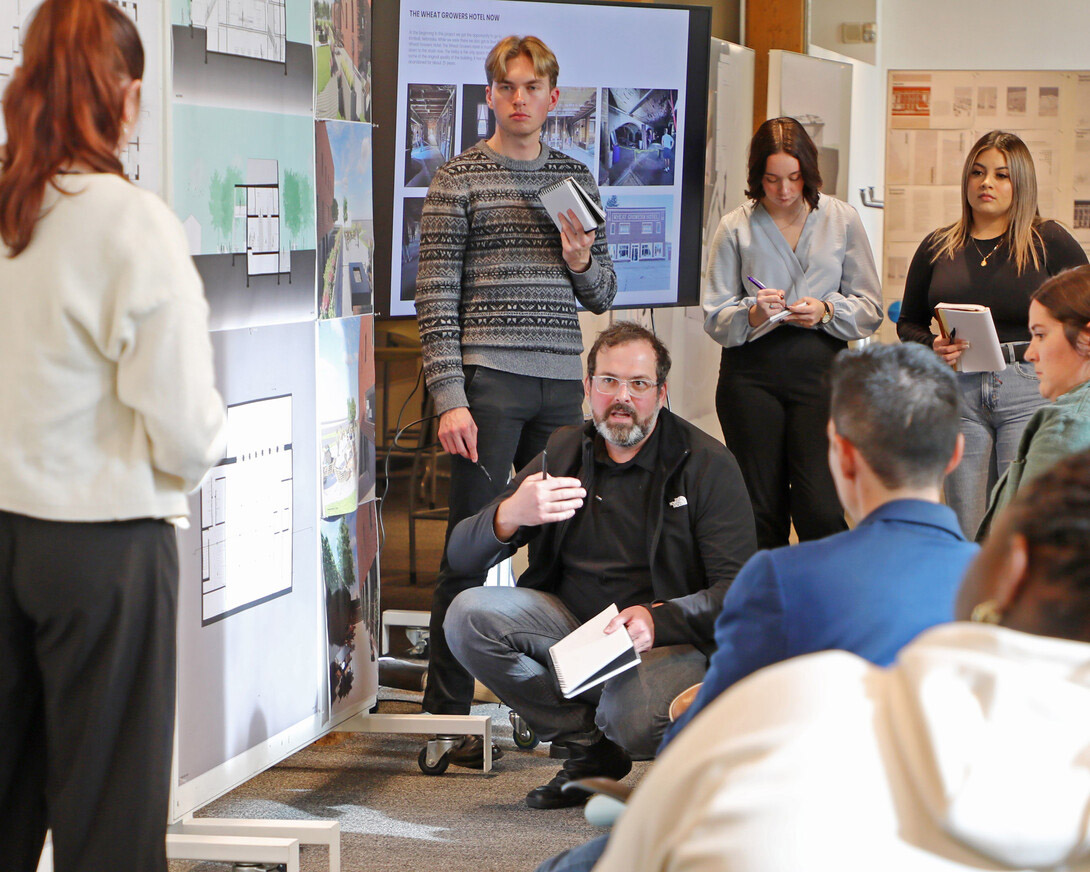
[
  {"x1": 0, "y1": 0, "x2": 165, "y2": 193},
  {"x1": 767, "y1": 50, "x2": 853, "y2": 203},
  {"x1": 171, "y1": 0, "x2": 316, "y2": 331},
  {"x1": 2, "y1": 0, "x2": 382, "y2": 829},
  {"x1": 884, "y1": 69, "x2": 1090, "y2": 320},
  {"x1": 372, "y1": 0, "x2": 711, "y2": 316},
  {"x1": 172, "y1": 320, "x2": 323, "y2": 821}
]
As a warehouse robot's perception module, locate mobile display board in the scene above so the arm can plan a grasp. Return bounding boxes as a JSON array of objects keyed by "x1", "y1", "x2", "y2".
[{"x1": 371, "y1": 0, "x2": 712, "y2": 316}]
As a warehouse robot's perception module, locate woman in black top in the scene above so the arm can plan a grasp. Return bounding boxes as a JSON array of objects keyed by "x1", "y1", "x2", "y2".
[{"x1": 898, "y1": 130, "x2": 1087, "y2": 536}]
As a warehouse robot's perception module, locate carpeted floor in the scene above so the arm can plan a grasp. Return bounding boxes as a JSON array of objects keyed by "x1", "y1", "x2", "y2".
[{"x1": 168, "y1": 695, "x2": 648, "y2": 872}]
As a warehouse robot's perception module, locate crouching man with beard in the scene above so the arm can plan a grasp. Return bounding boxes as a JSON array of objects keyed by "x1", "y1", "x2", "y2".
[{"x1": 444, "y1": 322, "x2": 756, "y2": 808}]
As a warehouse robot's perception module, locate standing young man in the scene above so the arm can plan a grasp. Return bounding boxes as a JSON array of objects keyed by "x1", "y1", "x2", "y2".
[{"x1": 415, "y1": 35, "x2": 617, "y2": 765}]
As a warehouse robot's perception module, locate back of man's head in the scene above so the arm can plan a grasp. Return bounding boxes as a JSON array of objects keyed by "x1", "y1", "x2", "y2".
[{"x1": 830, "y1": 342, "x2": 959, "y2": 490}]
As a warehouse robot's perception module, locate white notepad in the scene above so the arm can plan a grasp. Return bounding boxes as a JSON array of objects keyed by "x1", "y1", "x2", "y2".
[
  {"x1": 935, "y1": 303, "x2": 1007, "y2": 373},
  {"x1": 538, "y1": 176, "x2": 606, "y2": 233},
  {"x1": 549, "y1": 604, "x2": 641, "y2": 699}
]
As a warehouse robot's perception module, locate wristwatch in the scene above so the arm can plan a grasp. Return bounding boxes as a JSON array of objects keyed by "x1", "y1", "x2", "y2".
[{"x1": 820, "y1": 300, "x2": 834, "y2": 324}]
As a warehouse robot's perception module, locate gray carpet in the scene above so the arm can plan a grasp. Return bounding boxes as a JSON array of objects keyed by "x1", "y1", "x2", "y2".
[{"x1": 168, "y1": 695, "x2": 648, "y2": 872}]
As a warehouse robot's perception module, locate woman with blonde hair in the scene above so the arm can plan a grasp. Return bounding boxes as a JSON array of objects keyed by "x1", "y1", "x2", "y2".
[
  {"x1": 0, "y1": 0, "x2": 225, "y2": 868},
  {"x1": 898, "y1": 130, "x2": 1086, "y2": 535}
]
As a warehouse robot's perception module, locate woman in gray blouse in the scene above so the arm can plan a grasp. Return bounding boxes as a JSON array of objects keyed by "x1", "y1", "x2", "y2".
[{"x1": 703, "y1": 118, "x2": 882, "y2": 549}]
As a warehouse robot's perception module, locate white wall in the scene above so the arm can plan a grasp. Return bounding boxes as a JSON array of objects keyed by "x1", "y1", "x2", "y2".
[{"x1": 880, "y1": 0, "x2": 1090, "y2": 72}]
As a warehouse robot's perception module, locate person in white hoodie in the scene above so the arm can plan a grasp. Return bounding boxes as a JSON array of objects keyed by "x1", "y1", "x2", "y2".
[
  {"x1": 0, "y1": 2, "x2": 225, "y2": 870},
  {"x1": 573, "y1": 448, "x2": 1090, "y2": 872}
]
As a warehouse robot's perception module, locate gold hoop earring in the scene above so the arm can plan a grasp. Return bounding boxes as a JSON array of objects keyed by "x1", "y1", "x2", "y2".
[{"x1": 970, "y1": 599, "x2": 1003, "y2": 624}]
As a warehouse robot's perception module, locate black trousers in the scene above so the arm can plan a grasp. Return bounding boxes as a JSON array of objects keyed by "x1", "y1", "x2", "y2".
[
  {"x1": 422, "y1": 367, "x2": 584, "y2": 715},
  {"x1": 0, "y1": 512, "x2": 179, "y2": 872},
  {"x1": 715, "y1": 329, "x2": 848, "y2": 550}
]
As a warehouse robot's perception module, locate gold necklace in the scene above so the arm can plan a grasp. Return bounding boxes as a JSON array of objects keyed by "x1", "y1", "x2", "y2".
[
  {"x1": 773, "y1": 200, "x2": 807, "y2": 231},
  {"x1": 972, "y1": 237, "x2": 1003, "y2": 267}
]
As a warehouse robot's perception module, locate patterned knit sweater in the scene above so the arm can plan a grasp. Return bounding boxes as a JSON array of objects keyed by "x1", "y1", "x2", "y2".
[{"x1": 416, "y1": 140, "x2": 617, "y2": 414}]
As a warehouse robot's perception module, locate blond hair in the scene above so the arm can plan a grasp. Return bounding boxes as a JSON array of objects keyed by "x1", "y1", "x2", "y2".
[
  {"x1": 484, "y1": 35, "x2": 558, "y2": 89},
  {"x1": 931, "y1": 131, "x2": 1043, "y2": 274}
]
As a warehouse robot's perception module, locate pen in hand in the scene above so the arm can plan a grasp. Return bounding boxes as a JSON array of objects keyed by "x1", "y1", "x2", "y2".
[{"x1": 541, "y1": 449, "x2": 548, "y2": 480}]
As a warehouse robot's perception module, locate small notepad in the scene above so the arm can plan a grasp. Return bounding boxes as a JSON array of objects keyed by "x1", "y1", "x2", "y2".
[
  {"x1": 549, "y1": 604, "x2": 641, "y2": 699},
  {"x1": 935, "y1": 303, "x2": 1007, "y2": 373},
  {"x1": 538, "y1": 176, "x2": 606, "y2": 232}
]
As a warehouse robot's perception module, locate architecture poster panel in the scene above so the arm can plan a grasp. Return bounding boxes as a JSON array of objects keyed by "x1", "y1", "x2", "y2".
[
  {"x1": 175, "y1": 320, "x2": 320, "y2": 791},
  {"x1": 316, "y1": 120, "x2": 375, "y2": 318},
  {"x1": 172, "y1": 0, "x2": 313, "y2": 115},
  {"x1": 323, "y1": 501, "x2": 379, "y2": 720},
  {"x1": 314, "y1": 0, "x2": 372, "y2": 122},
  {"x1": 173, "y1": 104, "x2": 316, "y2": 330}
]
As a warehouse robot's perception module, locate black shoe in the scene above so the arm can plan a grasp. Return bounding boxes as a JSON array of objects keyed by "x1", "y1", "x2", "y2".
[
  {"x1": 525, "y1": 735, "x2": 631, "y2": 809},
  {"x1": 447, "y1": 734, "x2": 503, "y2": 769}
]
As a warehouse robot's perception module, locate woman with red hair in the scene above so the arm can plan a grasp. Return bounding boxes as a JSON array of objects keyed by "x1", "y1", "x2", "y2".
[{"x1": 0, "y1": 1, "x2": 225, "y2": 869}]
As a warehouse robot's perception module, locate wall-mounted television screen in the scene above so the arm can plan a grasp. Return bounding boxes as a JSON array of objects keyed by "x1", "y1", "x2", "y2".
[{"x1": 372, "y1": 0, "x2": 711, "y2": 316}]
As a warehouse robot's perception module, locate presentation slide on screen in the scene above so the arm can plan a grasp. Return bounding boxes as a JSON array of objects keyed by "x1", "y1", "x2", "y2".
[{"x1": 389, "y1": 0, "x2": 691, "y2": 316}]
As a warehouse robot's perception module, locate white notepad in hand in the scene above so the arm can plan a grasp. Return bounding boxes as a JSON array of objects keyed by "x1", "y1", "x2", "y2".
[
  {"x1": 549, "y1": 603, "x2": 641, "y2": 699},
  {"x1": 935, "y1": 303, "x2": 1007, "y2": 373},
  {"x1": 538, "y1": 176, "x2": 606, "y2": 232}
]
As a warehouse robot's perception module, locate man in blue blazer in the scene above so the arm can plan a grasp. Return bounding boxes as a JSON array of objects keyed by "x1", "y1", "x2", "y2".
[{"x1": 662, "y1": 341, "x2": 979, "y2": 748}]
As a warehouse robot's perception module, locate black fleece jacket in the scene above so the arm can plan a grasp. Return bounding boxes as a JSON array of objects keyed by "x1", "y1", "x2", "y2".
[{"x1": 446, "y1": 410, "x2": 757, "y2": 655}]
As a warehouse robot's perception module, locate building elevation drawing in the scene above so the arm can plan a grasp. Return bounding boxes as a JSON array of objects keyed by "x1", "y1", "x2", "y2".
[{"x1": 190, "y1": 0, "x2": 286, "y2": 63}]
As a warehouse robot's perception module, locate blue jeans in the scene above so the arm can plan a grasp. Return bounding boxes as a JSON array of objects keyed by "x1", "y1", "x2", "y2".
[
  {"x1": 945, "y1": 362, "x2": 1046, "y2": 538},
  {"x1": 535, "y1": 834, "x2": 610, "y2": 872},
  {"x1": 445, "y1": 587, "x2": 707, "y2": 759}
]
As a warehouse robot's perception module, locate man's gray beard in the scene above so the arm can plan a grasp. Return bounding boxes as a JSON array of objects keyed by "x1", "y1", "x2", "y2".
[{"x1": 594, "y1": 405, "x2": 660, "y2": 449}]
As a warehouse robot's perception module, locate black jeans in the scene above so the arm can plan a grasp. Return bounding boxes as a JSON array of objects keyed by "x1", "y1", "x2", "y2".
[
  {"x1": 0, "y1": 512, "x2": 179, "y2": 872},
  {"x1": 715, "y1": 329, "x2": 848, "y2": 550},
  {"x1": 422, "y1": 367, "x2": 584, "y2": 715}
]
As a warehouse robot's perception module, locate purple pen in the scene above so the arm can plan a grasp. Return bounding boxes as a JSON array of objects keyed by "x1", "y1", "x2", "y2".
[{"x1": 746, "y1": 275, "x2": 767, "y2": 290}]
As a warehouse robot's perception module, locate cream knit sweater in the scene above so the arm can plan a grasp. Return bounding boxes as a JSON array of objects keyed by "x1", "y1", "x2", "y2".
[{"x1": 0, "y1": 173, "x2": 225, "y2": 522}]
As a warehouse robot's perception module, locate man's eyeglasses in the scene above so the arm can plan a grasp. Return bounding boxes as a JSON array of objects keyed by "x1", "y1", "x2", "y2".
[{"x1": 590, "y1": 375, "x2": 660, "y2": 397}]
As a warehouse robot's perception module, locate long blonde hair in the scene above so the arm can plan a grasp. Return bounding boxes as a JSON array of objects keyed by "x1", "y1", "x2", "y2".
[{"x1": 930, "y1": 131, "x2": 1043, "y2": 274}]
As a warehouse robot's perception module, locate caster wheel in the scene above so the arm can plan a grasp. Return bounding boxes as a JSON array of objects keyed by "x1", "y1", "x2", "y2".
[
  {"x1": 513, "y1": 728, "x2": 539, "y2": 750},
  {"x1": 511, "y1": 715, "x2": 539, "y2": 750},
  {"x1": 418, "y1": 746, "x2": 450, "y2": 775}
]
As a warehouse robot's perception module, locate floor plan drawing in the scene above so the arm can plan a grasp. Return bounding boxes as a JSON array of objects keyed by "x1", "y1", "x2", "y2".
[{"x1": 201, "y1": 394, "x2": 294, "y2": 623}]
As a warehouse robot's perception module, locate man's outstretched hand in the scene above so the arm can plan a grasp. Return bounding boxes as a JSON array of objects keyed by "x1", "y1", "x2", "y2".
[{"x1": 493, "y1": 472, "x2": 586, "y2": 542}]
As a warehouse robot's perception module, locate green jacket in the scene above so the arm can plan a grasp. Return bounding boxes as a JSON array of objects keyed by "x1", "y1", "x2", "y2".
[{"x1": 977, "y1": 379, "x2": 1090, "y2": 540}]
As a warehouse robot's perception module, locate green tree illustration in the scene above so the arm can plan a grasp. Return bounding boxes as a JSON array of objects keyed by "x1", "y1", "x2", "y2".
[
  {"x1": 337, "y1": 518, "x2": 356, "y2": 593},
  {"x1": 321, "y1": 532, "x2": 342, "y2": 593},
  {"x1": 347, "y1": 397, "x2": 357, "y2": 423},
  {"x1": 342, "y1": 197, "x2": 349, "y2": 225},
  {"x1": 331, "y1": 197, "x2": 339, "y2": 224},
  {"x1": 209, "y1": 166, "x2": 242, "y2": 251},
  {"x1": 282, "y1": 169, "x2": 312, "y2": 249}
]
